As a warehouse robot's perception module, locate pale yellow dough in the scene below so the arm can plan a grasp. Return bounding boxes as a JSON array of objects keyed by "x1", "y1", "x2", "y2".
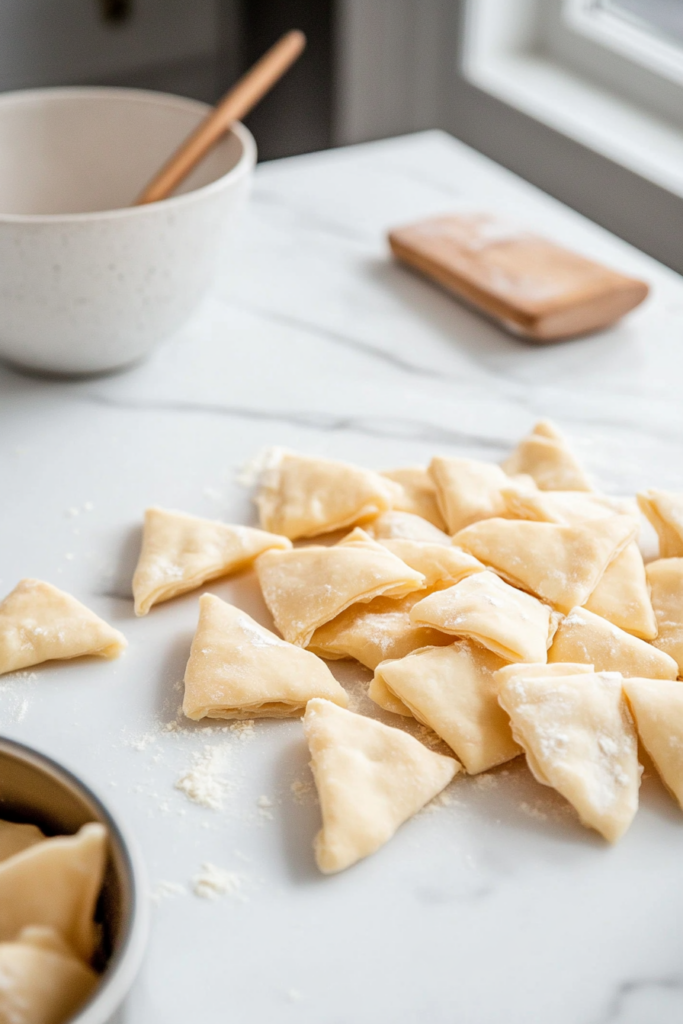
[
  {"x1": 453, "y1": 515, "x2": 636, "y2": 613},
  {"x1": 303, "y1": 698, "x2": 459, "y2": 873},
  {"x1": 255, "y1": 449, "x2": 399, "y2": 540},
  {"x1": 623, "y1": 677, "x2": 683, "y2": 809},
  {"x1": 0, "y1": 820, "x2": 44, "y2": 863},
  {"x1": 502, "y1": 487, "x2": 637, "y2": 526},
  {"x1": 409, "y1": 571, "x2": 556, "y2": 663},
  {"x1": 381, "y1": 466, "x2": 447, "y2": 529},
  {"x1": 0, "y1": 823, "x2": 107, "y2": 961},
  {"x1": 365, "y1": 510, "x2": 451, "y2": 545},
  {"x1": 0, "y1": 580, "x2": 126, "y2": 676},
  {"x1": 637, "y1": 489, "x2": 683, "y2": 558},
  {"x1": 645, "y1": 558, "x2": 683, "y2": 674},
  {"x1": 132, "y1": 506, "x2": 291, "y2": 615},
  {"x1": 429, "y1": 456, "x2": 520, "y2": 534},
  {"x1": 183, "y1": 595, "x2": 348, "y2": 720},
  {"x1": 372, "y1": 641, "x2": 521, "y2": 773},
  {"x1": 494, "y1": 662, "x2": 594, "y2": 688},
  {"x1": 0, "y1": 927, "x2": 98, "y2": 1024},
  {"x1": 548, "y1": 606, "x2": 677, "y2": 679},
  {"x1": 502, "y1": 419, "x2": 592, "y2": 491},
  {"x1": 374, "y1": 539, "x2": 485, "y2": 589},
  {"x1": 585, "y1": 542, "x2": 657, "y2": 640},
  {"x1": 256, "y1": 528, "x2": 425, "y2": 647}
]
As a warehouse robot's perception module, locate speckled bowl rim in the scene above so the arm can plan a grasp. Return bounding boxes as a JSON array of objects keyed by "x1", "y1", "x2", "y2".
[{"x1": 0, "y1": 86, "x2": 257, "y2": 224}]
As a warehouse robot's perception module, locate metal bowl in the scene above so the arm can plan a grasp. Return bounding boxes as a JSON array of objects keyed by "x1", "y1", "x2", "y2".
[{"x1": 0, "y1": 736, "x2": 148, "y2": 1023}]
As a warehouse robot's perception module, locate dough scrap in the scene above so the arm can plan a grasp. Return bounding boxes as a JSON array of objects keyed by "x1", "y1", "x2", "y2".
[
  {"x1": 646, "y1": 558, "x2": 683, "y2": 674},
  {"x1": 256, "y1": 529, "x2": 425, "y2": 647},
  {"x1": 308, "y1": 590, "x2": 453, "y2": 671},
  {"x1": 585, "y1": 542, "x2": 657, "y2": 640},
  {"x1": 374, "y1": 539, "x2": 485, "y2": 589},
  {"x1": 0, "y1": 820, "x2": 44, "y2": 863},
  {"x1": 132, "y1": 506, "x2": 291, "y2": 615},
  {"x1": 409, "y1": 571, "x2": 555, "y2": 663},
  {"x1": 381, "y1": 466, "x2": 447, "y2": 529},
  {"x1": 494, "y1": 662, "x2": 594, "y2": 688},
  {"x1": 429, "y1": 456, "x2": 519, "y2": 534},
  {"x1": 0, "y1": 931, "x2": 98, "y2": 1024},
  {"x1": 0, "y1": 579, "x2": 126, "y2": 676},
  {"x1": 0, "y1": 822, "x2": 107, "y2": 961},
  {"x1": 498, "y1": 671, "x2": 641, "y2": 842},
  {"x1": 502, "y1": 420, "x2": 592, "y2": 491},
  {"x1": 637, "y1": 489, "x2": 683, "y2": 558},
  {"x1": 255, "y1": 449, "x2": 399, "y2": 540},
  {"x1": 623, "y1": 678, "x2": 683, "y2": 809},
  {"x1": 373, "y1": 641, "x2": 521, "y2": 773},
  {"x1": 183, "y1": 595, "x2": 348, "y2": 720},
  {"x1": 303, "y1": 698, "x2": 459, "y2": 873},
  {"x1": 365, "y1": 510, "x2": 451, "y2": 545},
  {"x1": 453, "y1": 515, "x2": 636, "y2": 612},
  {"x1": 502, "y1": 487, "x2": 637, "y2": 526},
  {"x1": 548, "y1": 606, "x2": 677, "y2": 679}
]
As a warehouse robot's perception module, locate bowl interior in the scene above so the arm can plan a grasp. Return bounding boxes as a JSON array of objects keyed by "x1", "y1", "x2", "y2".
[{"x1": 0, "y1": 88, "x2": 245, "y2": 216}]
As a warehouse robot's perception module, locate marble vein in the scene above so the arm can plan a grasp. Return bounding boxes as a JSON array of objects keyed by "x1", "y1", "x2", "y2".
[{"x1": 596, "y1": 974, "x2": 683, "y2": 1023}]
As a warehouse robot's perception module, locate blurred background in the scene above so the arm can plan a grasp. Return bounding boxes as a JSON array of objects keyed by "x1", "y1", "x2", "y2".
[{"x1": 3, "y1": 0, "x2": 683, "y2": 272}]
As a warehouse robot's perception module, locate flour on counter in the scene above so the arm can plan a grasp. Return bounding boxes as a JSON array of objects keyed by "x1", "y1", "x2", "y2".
[
  {"x1": 176, "y1": 745, "x2": 232, "y2": 810},
  {"x1": 229, "y1": 719, "x2": 255, "y2": 741},
  {"x1": 192, "y1": 863, "x2": 246, "y2": 900},
  {"x1": 257, "y1": 795, "x2": 274, "y2": 819},
  {"x1": 151, "y1": 880, "x2": 187, "y2": 903},
  {"x1": 290, "y1": 778, "x2": 314, "y2": 803}
]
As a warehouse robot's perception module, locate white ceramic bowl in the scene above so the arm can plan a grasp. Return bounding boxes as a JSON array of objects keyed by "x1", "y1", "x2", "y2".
[{"x1": 0, "y1": 87, "x2": 256, "y2": 375}]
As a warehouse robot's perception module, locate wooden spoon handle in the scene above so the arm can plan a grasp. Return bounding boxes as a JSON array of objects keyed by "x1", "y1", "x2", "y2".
[{"x1": 134, "y1": 29, "x2": 306, "y2": 206}]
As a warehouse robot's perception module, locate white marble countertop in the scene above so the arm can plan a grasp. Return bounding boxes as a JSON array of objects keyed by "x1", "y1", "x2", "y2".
[{"x1": 2, "y1": 130, "x2": 683, "y2": 1024}]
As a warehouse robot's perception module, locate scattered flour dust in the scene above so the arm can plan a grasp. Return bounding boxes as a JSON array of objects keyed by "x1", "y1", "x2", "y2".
[
  {"x1": 229, "y1": 719, "x2": 255, "y2": 742},
  {"x1": 175, "y1": 745, "x2": 233, "y2": 810},
  {"x1": 0, "y1": 671, "x2": 38, "y2": 723},
  {"x1": 151, "y1": 880, "x2": 187, "y2": 903},
  {"x1": 290, "y1": 778, "x2": 314, "y2": 804},
  {"x1": 235, "y1": 446, "x2": 282, "y2": 488},
  {"x1": 192, "y1": 863, "x2": 247, "y2": 901},
  {"x1": 257, "y1": 795, "x2": 274, "y2": 820}
]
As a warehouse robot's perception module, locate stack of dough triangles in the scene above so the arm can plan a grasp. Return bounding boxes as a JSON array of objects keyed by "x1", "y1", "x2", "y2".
[
  {"x1": 303, "y1": 698, "x2": 459, "y2": 872},
  {"x1": 429, "y1": 456, "x2": 519, "y2": 534},
  {"x1": 0, "y1": 579, "x2": 126, "y2": 676},
  {"x1": 549, "y1": 606, "x2": 677, "y2": 679},
  {"x1": 132, "y1": 506, "x2": 291, "y2": 615},
  {"x1": 646, "y1": 558, "x2": 683, "y2": 674},
  {"x1": 373, "y1": 539, "x2": 484, "y2": 589},
  {"x1": 381, "y1": 466, "x2": 446, "y2": 529},
  {"x1": 637, "y1": 489, "x2": 683, "y2": 558},
  {"x1": 502, "y1": 420, "x2": 592, "y2": 491},
  {"x1": 0, "y1": 926, "x2": 98, "y2": 1024},
  {"x1": 183, "y1": 595, "x2": 348, "y2": 720},
  {"x1": 256, "y1": 529, "x2": 425, "y2": 647},
  {"x1": 498, "y1": 671, "x2": 641, "y2": 841},
  {"x1": 365, "y1": 511, "x2": 451, "y2": 545},
  {"x1": 624, "y1": 678, "x2": 683, "y2": 809}
]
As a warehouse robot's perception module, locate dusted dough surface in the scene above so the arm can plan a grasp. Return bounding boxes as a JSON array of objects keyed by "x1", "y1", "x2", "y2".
[
  {"x1": 183, "y1": 595, "x2": 347, "y2": 720},
  {"x1": 0, "y1": 929, "x2": 98, "y2": 1024},
  {"x1": 132, "y1": 506, "x2": 290, "y2": 615},
  {"x1": 0, "y1": 823, "x2": 107, "y2": 961},
  {"x1": 256, "y1": 529, "x2": 425, "y2": 647},
  {"x1": 365, "y1": 510, "x2": 451, "y2": 545},
  {"x1": 637, "y1": 489, "x2": 683, "y2": 558},
  {"x1": 494, "y1": 661, "x2": 594, "y2": 688},
  {"x1": 645, "y1": 558, "x2": 683, "y2": 674},
  {"x1": 429, "y1": 456, "x2": 518, "y2": 534},
  {"x1": 549, "y1": 606, "x2": 677, "y2": 679},
  {"x1": 256, "y1": 449, "x2": 399, "y2": 540},
  {"x1": 623, "y1": 678, "x2": 683, "y2": 809},
  {"x1": 373, "y1": 641, "x2": 521, "y2": 774},
  {"x1": 502, "y1": 420, "x2": 592, "y2": 491},
  {"x1": 0, "y1": 820, "x2": 44, "y2": 863},
  {"x1": 374, "y1": 539, "x2": 485, "y2": 589},
  {"x1": 585, "y1": 542, "x2": 657, "y2": 640},
  {"x1": 498, "y1": 671, "x2": 641, "y2": 842},
  {"x1": 0, "y1": 579, "x2": 126, "y2": 676},
  {"x1": 410, "y1": 571, "x2": 555, "y2": 663},
  {"x1": 453, "y1": 515, "x2": 636, "y2": 613},
  {"x1": 381, "y1": 466, "x2": 447, "y2": 530},
  {"x1": 303, "y1": 698, "x2": 459, "y2": 873}
]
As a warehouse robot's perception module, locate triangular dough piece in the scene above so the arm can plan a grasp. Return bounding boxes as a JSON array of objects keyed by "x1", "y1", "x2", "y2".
[
  {"x1": 502, "y1": 487, "x2": 637, "y2": 526},
  {"x1": 381, "y1": 466, "x2": 446, "y2": 529},
  {"x1": 646, "y1": 558, "x2": 683, "y2": 674},
  {"x1": 0, "y1": 820, "x2": 44, "y2": 863},
  {"x1": 365, "y1": 510, "x2": 451, "y2": 545},
  {"x1": 623, "y1": 678, "x2": 683, "y2": 809},
  {"x1": 0, "y1": 932, "x2": 98, "y2": 1024},
  {"x1": 132, "y1": 506, "x2": 291, "y2": 615},
  {"x1": 453, "y1": 515, "x2": 637, "y2": 612},
  {"x1": 429, "y1": 456, "x2": 519, "y2": 534},
  {"x1": 637, "y1": 489, "x2": 683, "y2": 558},
  {"x1": 0, "y1": 822, "x2": 107, "y2": 961},
  {"x1": 183, "y1": 595, "x2": 348, "y2": 720},
  {"x1": 549, "y1": 606, "x2": 677, "y2": 679},
  {"x1": 368, "y1": 672, "x2": 414, "y2": 717},
  {"x1": 255, "y1": 449, "x2": 399, "y2": 540},
  {"x1": 303, "y1": 698, "x2": 460, "y2": 872},
  {"x1": 502, "y1": 420, "x2": 592, "y2": 491},
  {"x1": 585, "y1": 542, "x2": 657, "y2": 640},
  {"x1": 374, "y1": 539, "x2": 485, "y2": 589},
  {"x1": 309, "y1": 590, "x2": 453, "y2": 670},
  {"x1": 494, "y1": 662, "x2": 594, "y2": 688},
  {"x1": 410, "y1": 571, "x2": 555, "y2": 663},
  {"x1": 0, "y1": 580, "x2": 126, "y2": 676},
  {"x1": 256, "y1": 529, "x2": 425, "y2": 647},
  {"x1": 498, "y1": 671, "x2": 641, "y2": 842},
  {"x1": 373, "y1": 641, "x2": 521, "y2": 774}
]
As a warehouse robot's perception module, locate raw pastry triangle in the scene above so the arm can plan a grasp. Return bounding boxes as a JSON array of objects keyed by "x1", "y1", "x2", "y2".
[
  {"x1": 0, "y1": 930, "x2": 98, "y2": 1024},
  {"x1": 498, "y1": 671, "x2": 641, "y2": 842},
  {"x1": 372, "y1": 641, "x2": 521, "y2": 774},
  {"x1": 502, "y1": 419, "x2": 592, "y2": 491},
  {"x1": 494, "y1": 662, "x2": 594, "y2": 688},
  {"x1": 0, "y1": 822, "x2": 107, "y2": 961},
  {"x1": 303, "y1": 698, "x2": 460, "y2": 873},
  {"x1": 0, "y1": 820, "x2": 44, "y2": 863},
  {"x1": 365, "y1": 510, "x2": 451, "y2": 545},
  {"x1": 132, "y1": 506, "x2": 291, "y2": 615},
  {"x1": 0, "y1": 579, "x2": 126, "y2": 676},
  {"x1": 585, "y1": 542, "x2": 657, "y2": 640},
  {"x1": 368, "y1": 671, "x2": 414, "y2": 717},
  {"x1": 255, "y1": 449, "x2": 399, "y2": 540},
  {"x1": 549, "y1": 606, "x2": 677, "y2": 679},
  {"x1": 623, "y1": 678, "x2": 683, "y2": 809},
  {"x1": 453, "y1": 514, "x2": 637, "y2": 612},
  {"x1": 374, "y1": 538, "x2": 485, "y2": 589},
  {"x1": 637, "y1": 489, "x2": 683, "y2": 558},
  {"x1": 381, "y1": 466, "x2": 446, "y2": 529},
  {"x1": 256, "y1": 529, "x2": 425, "y2": 647},
  {"x1": 409, "y1": 571, "x2": 555, "y2": 663},
  {"x1": 429, "y1": 456, "x2": 517, "y2": 534},
  {"x1": 182, "y1": 595, "x2": 348, "y2": 720},
  {"x1": 646, "y1": 558, "x2": 683, "y2": 674},
  {"x1": 502, "y1": 487, "x2": 637, "y2": 526}
]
